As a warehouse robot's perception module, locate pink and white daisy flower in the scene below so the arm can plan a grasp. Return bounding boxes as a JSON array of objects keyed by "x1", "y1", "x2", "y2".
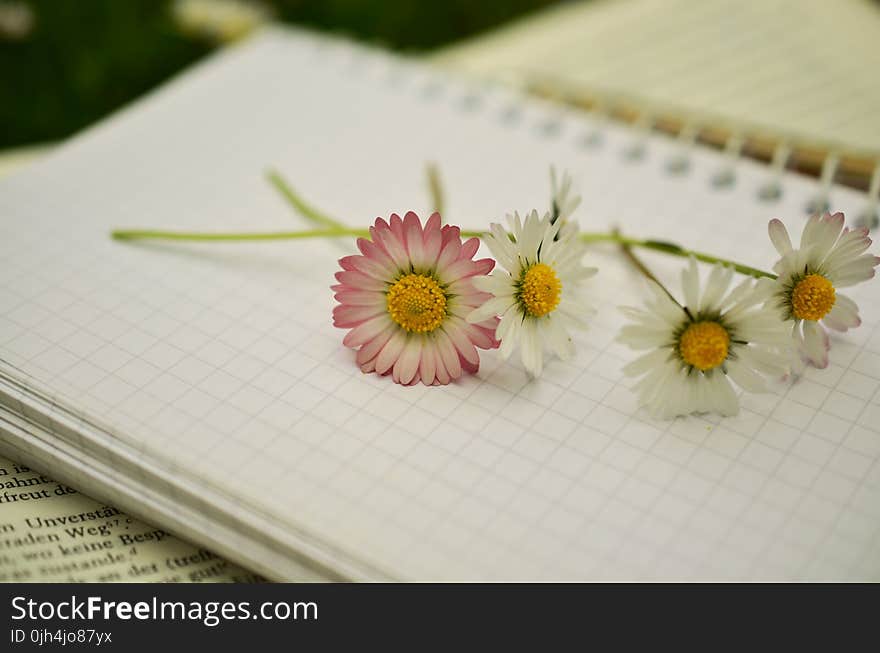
[
  {"x1": 764, "y1": 212, "x2": 879, "y2": 369},
  {"x1": 333, "y1": 212, "x2": 499, "y2": 385}
]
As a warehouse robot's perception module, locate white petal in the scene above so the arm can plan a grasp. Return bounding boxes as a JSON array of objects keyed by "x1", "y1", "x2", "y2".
[
  {"x1": 520, "y1": 319, "x2": 543, "y2": 377},
  {"x1": 825, "y1": 254, "x2": 879, "y2": 287},
  {"x1": 623, "y1": 348, "x2": 672, "y2": 376},
  {"x1": 681, "y1": 258, "x2": 700, "y2": 311},
  {"x1": 801, "y1": 320, "x2": 830, "y2": 369},
  {"x1": 617, "y1": 324, "x2": 674, "y2": 349},
  {"x1": 822, "y1": 228, "x2": 873, "y2": 271},
  {"x1": 467, "y1": 296, "x2": 515, "y2": 324},
  {"x1": 823, "y1": 292, "x2": 860, "y2": 331},
  {"x1": 472, "y1": 272, "x2": 514, "y2": 296},
  {"x1": 725, "y1": 357, "x2": 767, "y2": 392},
  {"x1": 699, "y1": 264, "x2": 733, "y2": 313},
  {"x1": 739, "y1": 343, "x2": 791, "y2": 377},
  {"x1": 810, "y1": 212, "x2": 846, "y2": 265},
  {"x1": 707, "y1": 371, "x2": 739, "y2": 416},
  {"x1": 496, "y1": 306, "x2": 521, "y2": 360},
  {"x1": 543, "y1": 315, "x2": 575, "y2": 360},
  {"x1": 768, "y1": 219, "x2": 793, "y2": 255}
]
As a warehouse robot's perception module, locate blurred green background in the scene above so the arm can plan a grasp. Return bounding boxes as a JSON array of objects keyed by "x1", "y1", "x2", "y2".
[{"x1": 0, "y1": 0, "x2": 557, "y2": 149}]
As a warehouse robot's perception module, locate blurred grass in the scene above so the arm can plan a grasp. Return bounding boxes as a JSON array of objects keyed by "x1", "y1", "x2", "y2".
[{"x1": 0, "y1": 0, "x2": 556, "y2": 149}]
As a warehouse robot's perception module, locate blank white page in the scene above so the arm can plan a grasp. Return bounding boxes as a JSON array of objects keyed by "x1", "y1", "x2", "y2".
[{"x1": 1, "y1": 28, "x2": 878, "y2": 580}]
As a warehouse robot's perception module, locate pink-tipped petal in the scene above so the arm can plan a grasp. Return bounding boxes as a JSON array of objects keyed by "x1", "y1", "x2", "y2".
[
  {"x1": 335, "y1": 270, "x2": 385, "y2": 292},
  {"x1": 823, "y1": 293, "x2": 861, "y2": 331},
  {"x1": 403, "y1": 211, "x2": 427, "y2": 270},
  {"x1": 445, "y1": 321, "x2": 479, "y2": 366},
  {"x1": 339, "y1": 254, "x2": 391, "y2": 281},
  {"x1": 333, "y1": 304, "x2": 386, "y2": 328},
  {"x1": 357, "y1": 237, "x2": 396, "y2": 270},
  {"x1": 389, "y1": 213, "x2": 406, "y2": 243},
  {"x1": 334, "y1": 214, "x2": 498, "y2": 386},
  {"x1": 376, "y1": 330, "x2": 406, "y2": 374},
  {"x1": 435, "y1": 330, "x2": 462, "y2": 379},
  {"x1": 333, "y1": 289, "x2": 385, "y2": 307},
  {"x1": 433, "y1": 348, "x2": 450, "y2": 385},
  {"x1": 440, "y1": 224, "x2": 461, "y2": 247},
  {"x1": 443, "y1": 256, "x2": 494, "y2": 281},
  {"x1": 356, "y1": 329, "x2": 393, "y2": 366},
  {"x1": 423, "y1": 218, "x2": 443, "y2": 268},
  {"x1": 372, "y1": 221, "x2": 409, "y2": 271},
  {"x1": 419, "y1": 341, "x2": 437, "y2": 385},
  {"x1": 435, "y1": 237, "x2": 462, "y2": 274},
  {"x1": 459, "y1": 237, "x2": 480, "y2": 260},
  {"x1": 343, "y1": 314, "x2": 390, "y2": 348},
  {"x1": 393, "y1": 338, "x2": 421, "y2": 385},
  {"x1": 468, "y1": 321, "x2": 500, "y2": 350},
  {"x1": 460, "y1": 354, "x2": 479, "y2": 375},
  {"x1": 425, "y1": 212, "x2": 441, "y2": 233}
]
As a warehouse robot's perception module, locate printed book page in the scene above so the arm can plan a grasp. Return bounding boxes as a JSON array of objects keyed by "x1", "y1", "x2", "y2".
[
  {"x1": 0, "y1": 452, "x2": 262, "y2": 582},
  {"x1": 0, "y1": 27, "x2": 878, "y2": 580}
]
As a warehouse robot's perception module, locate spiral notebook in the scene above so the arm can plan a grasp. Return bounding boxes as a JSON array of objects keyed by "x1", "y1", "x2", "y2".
[
  {"x1": 436, "y1": 0, "x2": 880, "y2": 197},
  {"x1": 1, "y1": 27, "x2": 878, "y2": 581}
]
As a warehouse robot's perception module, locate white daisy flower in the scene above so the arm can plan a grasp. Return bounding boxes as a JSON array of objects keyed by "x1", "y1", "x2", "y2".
[
  {"x1": 550, "y1": 167, "x2": 581, "y2": 225},
  {"x1": 466, "y1": 209, "x2": 597, "y2": 377},
  {"x1": 618, "y1": 259, "x2": 791, "y2": 419},
  {"x1": 764, "y1": 212, "x2": 879, "y2": 369}
]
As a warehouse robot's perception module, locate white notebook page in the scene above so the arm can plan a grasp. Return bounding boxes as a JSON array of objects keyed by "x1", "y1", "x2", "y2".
[
  {"x1": 436, "y1": 0, "x2": 880, "y2": 156},
  {"x1": 0, "y1": 28, "x2": 878, "y2": 580}
]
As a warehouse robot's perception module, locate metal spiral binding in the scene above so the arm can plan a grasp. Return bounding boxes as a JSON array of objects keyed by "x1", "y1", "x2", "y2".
[
  {"x1": 321, "y1": 37, "x2": 877, "y2": 232},
  {"x1": 806, "y1": 153, "x2": 840, "y2": 216},
  {"x1": 711, "y1": 133, "x2": 744, "y2": 188},
  {"x1": 857, "y1": 163, "x2": 880, "y2": 230},
  {"x1": 757, "y1": 143, "x2": 792, "y2": 202},
  {"x1": 665, "y1": 123, "x2": 699, "y2": 175}
]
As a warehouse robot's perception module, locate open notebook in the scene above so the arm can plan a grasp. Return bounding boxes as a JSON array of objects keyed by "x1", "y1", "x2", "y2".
[
  {"x1": 1, "y1": 27, "x2": 878, "y2": 581},
  {"x1": 435, "y1": 0, "x2": 880, "y2": 194}
]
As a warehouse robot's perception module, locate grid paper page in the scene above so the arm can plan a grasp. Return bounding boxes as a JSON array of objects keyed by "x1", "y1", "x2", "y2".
[{"x1": 1, "y1": 28, "x2": 879, "y2": 580}]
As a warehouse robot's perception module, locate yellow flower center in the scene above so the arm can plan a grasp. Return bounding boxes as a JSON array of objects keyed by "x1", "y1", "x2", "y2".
[
  {"x1": 678, "y1": 321, "x2": 730, "y2": 371},
  {"x1": 519, "y1": 263, "x2": 562, "y2": 317},
  {"x1": 386, "y1": 273, "x2": 447, "y2": 333},
  {"x1": 791, "y1": 273, "x2": 836, "y2": 321}
]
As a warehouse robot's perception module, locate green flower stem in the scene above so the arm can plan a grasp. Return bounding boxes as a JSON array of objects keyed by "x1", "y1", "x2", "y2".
[
  {"x1": 111, "y1": 227, "x2": 487, "y2": 241},
  {"x1": 256, "y1": 169, "x2": 776, "y2": 279},
  {"x1": 110, "y1": 226, "x2": 777, "y2": 280},
  {"x1": 580, "y1": 232, "x2": 776, "y2": 280},
  {"x1": 616, "y1": 238, "x2": 688, "y2": 313},
  {"x1": 112, "y1": 227, "x2": 370, "y2": 241},
  {"x1": 266, "y1": 169, "x2": 346, "y2": 230},
  {"x1": 426, "y1": 162, "x2": 445, "y2": 217}
]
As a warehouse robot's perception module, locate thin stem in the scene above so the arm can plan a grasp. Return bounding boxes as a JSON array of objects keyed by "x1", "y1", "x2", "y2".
[
  {"x1": 264, "y1": 169, "x2": 775, "y2": 279},
  {"x1": 426, "y1": 162, "x2": 445, "y2": 218},
  {"x1": 111, "y1": 227, "x2": 370, "y2": 241},
  {"x1": 580, "y1": 232, "x2": 776, "y2": 280},
  {"x1": 616, "y1": 233, "x2": 685, "y2": 310},
  {"x1": 110, "y1": 224, "x2": 777, "y2": 282},
  {"x1": 266, "y1": 169, "x2": 346, "y2": 230}
]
